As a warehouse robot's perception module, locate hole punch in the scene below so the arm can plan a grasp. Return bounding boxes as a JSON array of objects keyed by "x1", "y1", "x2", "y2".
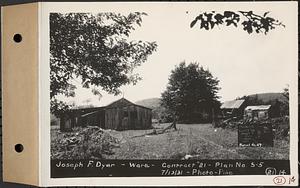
[
  {"x1": 13, "y1": 34, "x2": 22, "y2": 43},
  {"x1": 15, "y1": 144, "x2": 24, "y2": 153}
]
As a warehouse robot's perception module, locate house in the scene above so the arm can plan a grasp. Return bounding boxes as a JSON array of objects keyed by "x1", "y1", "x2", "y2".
[
  {"x1": 244, "y1": 105, "x2": 272, "y2": 121},
  {"x1": 220, "y1": 99, "x2": 245, "y2": 119},
  {"x1": 60, "y1": 98, "x2": 152, "y2": 131}
]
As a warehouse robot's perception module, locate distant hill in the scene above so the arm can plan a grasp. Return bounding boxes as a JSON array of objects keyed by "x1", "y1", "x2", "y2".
[
  {"x1": 135, "y1": 98, "x2": 167, "y2": 120},
  {"x1": 136, "y1": 93, "x2": 288, "y2": 120},
  {"x1": 247, "y1": 92, "x2": 287, "y2": 103},
  {"x1": 137, "y1": 93, "x2": 288, "y2": 109},
  {"x1": 135, "y1": 98, "x2": 162, "y2": 109}
]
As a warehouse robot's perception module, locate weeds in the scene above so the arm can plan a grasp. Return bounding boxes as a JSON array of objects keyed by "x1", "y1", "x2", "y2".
[
  {"x1": 51, "y1": 123, "x2": 289, "y2": 160},
  {"x1": 51, "y1": 126, "x2": 119, "y2": 160}
]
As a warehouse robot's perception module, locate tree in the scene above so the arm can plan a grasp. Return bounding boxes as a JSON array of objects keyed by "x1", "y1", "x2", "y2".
[
  {"x1": 283, "y1": 86, "x2": 289, "y2": 101},
  {"x1": 190, "y1": 11, "x2": 285, "y2": 34},
  {"x1": 161, "y1": 62, "x2": 220, "y2": 123},
  {"x1": 50, "y1": 13, "x2": 157, "y2": 116},
  {"x1": 244, "y1": 94, "x2": 264, "y2": 106}
]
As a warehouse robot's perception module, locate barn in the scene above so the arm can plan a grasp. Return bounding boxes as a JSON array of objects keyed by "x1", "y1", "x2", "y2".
[
  {"x1": 59, "y1": 98, "x2": 152, "y2": 131},
  {"x1": 105, "y1": 98, "x2": 152, "y2": 130},
  {"x1": 220, "y1": 99, "x2": 245, "y2": 119}
]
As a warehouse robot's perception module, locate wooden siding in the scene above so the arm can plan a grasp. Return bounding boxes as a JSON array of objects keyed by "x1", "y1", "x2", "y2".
[
  {"x1": 244, "y1": 109, "x2": 269, "y2": 121},
  {"x1": 60, "y1": 98, "x2": 152, "y2": 131},
  {"x1": 60, "y1": 108, "x2": 105, "y2": 131},
  {"x1": 105, "y1": 105, "x2": 152, "y2": 130}
]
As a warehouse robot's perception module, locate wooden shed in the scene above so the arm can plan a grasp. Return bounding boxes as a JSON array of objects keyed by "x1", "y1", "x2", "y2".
[
  {"x1": 220, "y1": 99, "x2": 245, "y2": 119},
  {"x1": 244, "y1": 105, "x2": 271, "y2": 121},
  {"x1": 59, "y1": 98, "x2": 152, "y2": 131},
  {"x1": 60, "y1": 107, "x2": 105, "y2": 131},
  {"x1": 105, "y1": 98, "x2": 152, "y2": 130}
]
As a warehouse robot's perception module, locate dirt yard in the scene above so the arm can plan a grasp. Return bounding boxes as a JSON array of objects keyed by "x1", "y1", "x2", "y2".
[{"x1": 103, "y1": 123, "x2": 289, "y2": 160}]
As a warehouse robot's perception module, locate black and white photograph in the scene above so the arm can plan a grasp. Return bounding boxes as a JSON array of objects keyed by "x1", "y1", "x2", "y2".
[{"x1": 47, "y1": 2, "x2": 297, "y2": 180}]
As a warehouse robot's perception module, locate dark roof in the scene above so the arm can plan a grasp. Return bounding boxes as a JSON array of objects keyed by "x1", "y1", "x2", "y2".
[
  {"x1": 106, "y1": 98, "x2": 134, "y2": 108},
  {"x1": 106, "y1": 98, "x2": 152, "y2": 110},
  {"x1": 64, "y1": 98, "x2": 152, "y2": 114},
  {"x1": 220, "y1": 99, "x2": 245, "y2": 109},
  {"x1": 68, "y1": 106, "x2": 105, "y2": 114}
]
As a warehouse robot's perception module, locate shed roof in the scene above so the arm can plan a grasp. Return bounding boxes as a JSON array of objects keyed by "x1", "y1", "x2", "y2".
[
  {"x1": 220, "y1": 99, "x2": 245, "y2": 109},
  {"x1": 106, "y1": 98, "x2": 152, "y2": 110},
  {"x1": 68, "y1": 106, "x2": 105, "y2": 113},
  {"x1": 106, "y1": 98, "x2": 134, "y2": 108},
  {"x1": 245, "y1": 105, "x2": 271, "y2": 111}
]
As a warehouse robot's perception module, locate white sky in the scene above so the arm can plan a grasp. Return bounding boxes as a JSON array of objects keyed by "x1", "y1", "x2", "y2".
[{"x1": 55, "y1": 3, "x2": 296, "y2": 107}]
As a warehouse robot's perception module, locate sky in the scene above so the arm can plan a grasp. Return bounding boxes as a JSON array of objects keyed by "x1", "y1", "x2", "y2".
[{"x1": 55, "y1": 3, "x2": 296, "y2": 107}]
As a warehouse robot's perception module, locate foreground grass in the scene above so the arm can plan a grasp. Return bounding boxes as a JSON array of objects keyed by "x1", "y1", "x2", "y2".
[
  {"x1": 51, "y1": 123, "x2": 289, "y2": 160},
  {"x1": 104, "y1": 123, "x2": 289, "y2": 160}
]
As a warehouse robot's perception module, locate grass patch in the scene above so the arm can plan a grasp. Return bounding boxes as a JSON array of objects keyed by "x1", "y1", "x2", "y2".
[{"x1": 51, "y1": 123, "x2": 289, "y2": 160}]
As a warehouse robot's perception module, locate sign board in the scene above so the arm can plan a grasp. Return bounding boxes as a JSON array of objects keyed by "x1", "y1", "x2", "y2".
[{"x1": 238, "y1": 122, "x2": 273, "y2": 147}]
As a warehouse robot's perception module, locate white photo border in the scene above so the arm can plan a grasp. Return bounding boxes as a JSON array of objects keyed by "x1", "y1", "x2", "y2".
[{"x1": 40, "y1": 2, "x2": 298, "y2": 186}]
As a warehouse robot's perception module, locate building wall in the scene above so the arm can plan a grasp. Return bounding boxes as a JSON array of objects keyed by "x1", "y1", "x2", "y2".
[
  {"x1": 60, "y1": 108, "x2": 105, "y2": 131},
  {"x1": 105, "y1": 105, "x2": 152, "y2": 130},
  {"x1": 60, "y1": 99, "x2": 152, "y2": 131},
  {"x1": 80, "y1": 110, "x2": 105, "y2": 128},
  {"x1": 244, "y1": 109, "x2": 269, "y2": 120},
  {"x1": 221, "y1": 107, "x2": 244, "y2": 119}
]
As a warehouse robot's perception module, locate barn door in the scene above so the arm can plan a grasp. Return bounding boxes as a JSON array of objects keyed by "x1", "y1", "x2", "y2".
[
  {"x1": 130, "y1": 109, "x2": 138, "y2": 129},
  {"x1": 65, "y1": 119, "x2": 72, "y2": 130},
  {"x1": 99, "y1": 111, "x2": 105, "y2": 129},
  {"x1": 122, "y1": 109, "x2": 129, "y2": 130},
  {"x1": 122, "y1": 117, "x2": 128, "y2": 130}
]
